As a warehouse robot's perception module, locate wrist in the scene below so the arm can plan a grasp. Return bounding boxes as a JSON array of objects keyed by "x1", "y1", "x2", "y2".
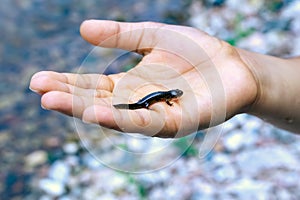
[{"x1": 237, "y1": 48, "x2": 300, "y2": 133}]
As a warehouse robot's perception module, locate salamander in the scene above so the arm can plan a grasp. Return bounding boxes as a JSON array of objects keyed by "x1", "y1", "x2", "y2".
[{"x1": 113, "y1": 89, "x2": 183, "y2": 110}]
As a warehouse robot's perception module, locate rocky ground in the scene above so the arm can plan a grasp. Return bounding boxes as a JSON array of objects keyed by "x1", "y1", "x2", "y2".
[{"x1": 1, "y1": 0, "x2": 300, "y2": 199}]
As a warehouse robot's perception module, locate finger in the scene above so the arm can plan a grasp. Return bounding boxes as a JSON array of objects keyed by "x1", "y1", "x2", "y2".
[
  {"x1": 41, "y1": 91, "x2": 110, "y2": 118},
  {"x1": 30, "y1": 71, "x2": 116, "y2": 91},
  {"x1": 82, "y1": 105, "x2": 165, "y2": 137},
  {"x1": 30, "y1": 71, "x2": 127, "y2": 99},
  {"x1": 30, "y1": 72, "x2": 71, "y2": 95},
  {"x1": 30, "y1": 72, "x2": 102, "y2": 97},
  {"x1": 80, "y1": 20, "x2": 165, "y2": 52}
]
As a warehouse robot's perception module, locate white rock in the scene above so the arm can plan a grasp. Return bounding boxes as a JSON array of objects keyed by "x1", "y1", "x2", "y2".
[
  {"x1": 39, "y1": 195, "x2": 52, "y2": 200},
  {"x1": 229, "y1": 114, "x2": 249, "y2": 126},
  {"x1": 191, "y1": 179, "x2": 215, "y2": 196},
  {"x1": 39, "y1": 178, "x2": 65, "y2": 196},
  {"x1": 220, "y1": 119, "x2": 237, "y2": 133},
  {"x1": 186, "y1": 158, "x2": 201, "y2": 172},
  {"x1": 236, "y1": 146, "x2": 299, "y2": 175},
  {"x1": 224, "y1": 177, "x2": 272, "y2": 200},
  {"x1": 25, "y1": 150, "x2": 47, "y2": 168},
  {"x1": 211, "y1": 153, "x2": 231, "y2": 165},
  {"x1": 240, "y1": 16, "x2": 262, "y2": 31},
  {"x1": 157, "y1": 168, "x2": 172, "y2": 182},
  {"x1": 191, "y1": 193, "x2": 214, "y2": 200},
  {"x1": 165, "y1": 183, "x2": 191, "y2": 200},
  {"x1": 241, "y1": 116, "x2": 263, "y2": 132},
  {"x1": 274, "y1": 189, "x2": 293, "y2": 200},
  {"x1": 58, "y1": 196, "x2": 72, "y2": 200},
  {"x1": 65, "y1": 155, "x2": 79, "y2": 166},
  {"x1": 291, "y1": 36, "x2": 300, "y2": 56},
  {"x1": 223, "y1": 130, "x2": 245, "y2": 152},
  {"x1": 272, "y1": 170, "x2": 299, "y2": 188},
  {"x1": 95, "y1": 194, "x2": 118, "y2": 200},
  {"x1": 63, "y1": 142, "x2": 78, "y2": 154},
  {"x1": 105, "y1": 174, "x2": 127, "y2": 192},
  {"x1": 82, "y1": 153, "x2": 102, "y2": 169},
  {"x1": 291, "y1": 140, "x2": 300, "y2": 154},
  {"x1": 83, "y1": 189, "x2": 117, "y2": 200},
  {"x1": 290, "y1": 17, "x2": 300, "y2": 35},
  {"x1": 82, "y1": 187, "x2": 98, "y2": 200},
  {"x1": 281, "y1": 1, "x2": 300, "y2": 18},
  {"x1": 225, "y1": 0, "x2": 258, "y2": 15},
  {"x1": 48, "y1": 161, "x2": 70, "y2": 184},
  {"x1": 148, "y1": 188, "x2": 166, "y2": 200},
  {"x1": 126, "y1": 136, "x2": 149, "y2": 152},
  {"x1": 189, "y1": 13, "x2": 209, "y2": 32},
  {"x1": 237, "y1": 33, "x2": 270, "y2": 54},
  {"x1": 214, "y1": 164, "x2": 237, "y2": 182},
  {"x1": 209, "y1": 13, "x2": 226, "y2": 34}
]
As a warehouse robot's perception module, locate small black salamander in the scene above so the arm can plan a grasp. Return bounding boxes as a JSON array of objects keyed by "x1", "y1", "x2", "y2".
[{"x1": 113, "y1": 89, "x2": 183, "y2": 110}]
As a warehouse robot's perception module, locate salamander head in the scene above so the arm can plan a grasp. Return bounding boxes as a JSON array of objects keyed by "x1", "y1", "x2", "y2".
[{"x1": 170, "y1": 89, "x2": 183, "y2": 97}]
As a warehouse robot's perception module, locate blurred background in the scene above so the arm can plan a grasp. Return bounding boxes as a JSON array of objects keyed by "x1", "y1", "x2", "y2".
[{"x1": 1, "y1": 0, "x2": 300, "y2": 199}]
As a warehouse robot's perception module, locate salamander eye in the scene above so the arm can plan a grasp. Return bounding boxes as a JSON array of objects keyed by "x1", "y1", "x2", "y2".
[
  {"x1": 176, "y1": 89, "x2": 183, "y2": 96},
  {"x1": 170, "y1": 89, "x2": 183, "y2": 97}
]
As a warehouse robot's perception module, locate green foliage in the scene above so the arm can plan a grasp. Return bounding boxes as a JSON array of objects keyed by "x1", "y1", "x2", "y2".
[
  {"x1": 173, "y1": 137, "x2": 198, "y2": 157},
  {"x1": 117, "y1": 143, "x2": 129, "y2": 151},
  {"x1": 122, "y1": 54, "x2": 142, "y2": 72},
  {"x1": 226, "y1": 14, "x2": 255, "y2": 46},
  {"x1": 264, "y1": 0, "x2": 284, "y2": 12},
  {"x1": 123, "y1": 173, "x2": 148, "y2": 200}
]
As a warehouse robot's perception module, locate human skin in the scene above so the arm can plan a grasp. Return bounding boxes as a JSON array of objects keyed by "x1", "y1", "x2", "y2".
[{"x1": 29, "y1": 20, "x2": 300, "y2": 137}]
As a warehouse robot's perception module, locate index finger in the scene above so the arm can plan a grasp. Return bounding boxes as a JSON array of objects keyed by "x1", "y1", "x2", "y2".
[{"x1": 30, "y1": 71, "x2": 124, "y2": 92}]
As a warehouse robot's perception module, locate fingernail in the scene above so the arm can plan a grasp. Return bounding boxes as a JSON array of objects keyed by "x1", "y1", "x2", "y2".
[{"x1": 41, "y1": 104, "x2": 49, "y2": 110}]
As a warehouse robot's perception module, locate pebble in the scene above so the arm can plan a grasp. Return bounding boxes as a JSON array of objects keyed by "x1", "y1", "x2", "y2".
[
  {"x1": 148, "y1": 188, "x2": 166, "y2": 200},
  {"x1": 224, "y1": 177, "x2": 272, "y2": 200},
  {"x1": 39, "y1": 178, "x2": 65, "y2": 196},
  {"x1": 281, "y1": 1, "x2": 300, "y2": 18},
  {"x1": 58, "y1": 196, "x2": 73, "y2": 200},
  {"x1": 48, "y1": 161, "x2": 70, "y2": 184},
  {"x1": 191, "y1": 178, "x2": 215, "y2": 196},
  {"x1": 236, "y1": 146, "x2": 299, "y2": 175},
  {"x1": 82, "y1": 153, "x2": 102, "y2": 169},
  {"x1": 0, "y1": 131, "x2": 10, "y2": 147},
  {"x1": 220, "y1": 120, "x2": 237, "y2": 133},
  {"x1": 165, "y1": 183, "x2": 191, "y2": 200},
  {"x1": 271, "y1": 170, "x2": 300, "y2": 188},
  {"x1": 63, "y1": 142, "x2": 78, "y2": 154},
  {"x1": 237, "y1": 33, "x2": 270, "y2": 54},
  {"x1": 24, "y1": 150, "x2": 47, "y2": 168},
  {"x1": 223, "y1": 129, "x2": 245, "y2": 152},
  {"x1": 211, "y1": 153, "x2": 231, "y2": 165},
  {"x1": 126, "y1": 136, "x2": 149, "y2": 152},
  {"x1": 225, "y1": 0, "x2": 260, "y2": 15},
  {"x1": 274, "y1": 189, "x2": 293, "y2": 200},
  {"x1": 290, "y1": 16, "x2": 300, "y2": 35},
  {"x1": 44, "y1": 136, "x2": 62, "y2": 148},
  {"x1": 241, "y1": 116, "x2": 263, "y2": 132},
  {"x1": 65, "y1": 155, "x2": 79, "y2": 166},
  {"x1": 214, "y1": 164, "x2": 237, "y2": 182},
  {"x1": 291, "y1": 37, "x2": 300, "y2": 56},
  {"x1": 39, "y1": 195, "x2": 53, "y2": 200},
  {"x1": 105, "y1": 174, "x2": 127, "y2": 192}
]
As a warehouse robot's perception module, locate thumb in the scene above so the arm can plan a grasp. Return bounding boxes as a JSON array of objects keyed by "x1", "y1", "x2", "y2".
[{"x1": 80, "y1": 20, "x2": 165, "y2": 52}]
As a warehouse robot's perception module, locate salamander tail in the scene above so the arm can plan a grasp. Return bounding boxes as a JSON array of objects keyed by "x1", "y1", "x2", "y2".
[{"x1": 113, "y1": 103, "x2": 145, "y2": 110}]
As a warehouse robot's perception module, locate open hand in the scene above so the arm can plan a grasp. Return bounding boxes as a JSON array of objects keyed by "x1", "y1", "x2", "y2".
[{"x1": 29, "y1": 20, "x2": 257, "y2": 137}]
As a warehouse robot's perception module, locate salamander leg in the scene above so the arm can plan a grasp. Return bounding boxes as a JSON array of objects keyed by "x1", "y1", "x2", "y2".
[
  {"x1": 145, "y1": 102, "x2": 150, "y2": 109},
  {"x1": 166, "y1": 100, "x2": 173, "y2": 106}
]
